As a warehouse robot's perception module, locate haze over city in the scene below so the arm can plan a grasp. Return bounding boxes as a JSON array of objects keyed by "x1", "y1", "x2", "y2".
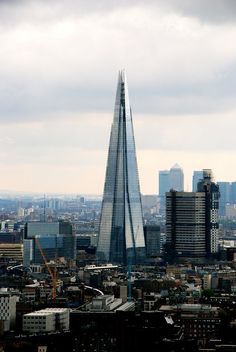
[{"x1": 1, "y1": 0, "x2": 236, "y2": 194}]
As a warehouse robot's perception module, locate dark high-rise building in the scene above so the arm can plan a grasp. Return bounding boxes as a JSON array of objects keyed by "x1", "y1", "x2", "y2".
[
  {"x1": 217, "y1": 181, "x2": 231, "y2": 216},
  {"x1": 144, "y1": 225, "x2": 161, "y2": 257},
  {"x1": 197, "y1": 169, "x2": 220, "y2": 255},
  {"x1": 166, "y1": 169, "x2": 220, "y2": 259},
  {"x1": 23, "y1": 234, "x2": 76, "y2": 266},
  {"x1": 24, "y1": 221, "x2": 72, "y2": 239},
  {"x1": 97, "y1": 71, "x2": 145, "y2": 265},
  {"x1": 166, "y1": 191, "x2": 206, "y2": 258},
  {"x1": 23, "y1": 221, "x2": 75, "y2": 266},
  {"x1": 192, "y1": 170, "x2": 203, "y2": 192}
]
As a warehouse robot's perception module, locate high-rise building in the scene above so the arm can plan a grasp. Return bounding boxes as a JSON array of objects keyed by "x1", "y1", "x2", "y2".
[
  {"x1": 231, "y1": 182, "x2": 236, "y2": 204},
  {"x1": 158, "y1": 170, "x2": 170, "y2": 214},
  {"x1": 166, "y1": 191, "x2": 206, "y2": 258},
  {"x1": 23, "y1": 221, "x2": 75, "y2": 266},
  {"x1": 192, "y1": 170, "x2": 203, "y2": 192},
  {"x1": 23, "y1": 234, "x2": 76, "y2": 266},
  {"x1": 144, "y1": 225, "x2": 161, "y2": 257},
  {"x1": 217, "y1": 181, "x2": 231, "y2": 216},
  {"x1": 24, "y1": 222, "x2": 72, "y2": 239},
  {"x1": 197, "y1": 169, "x2": 220, "y2": 255},
  {"x1": 97, "y1": 71, "x2": 145, "y2": 265},
  {"x1": 159, "y1": 170, "x2": 170, "y2": 196},
  {"x1": 169, "y1": 163, "x2": 184, "y2": 191},
  {"x1": 166, "y1": 169, "x2": 220, "y2": 259}
]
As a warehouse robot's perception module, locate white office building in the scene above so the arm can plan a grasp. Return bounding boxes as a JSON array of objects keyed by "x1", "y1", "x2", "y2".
[{"x1": 23, "y1": 308, "x2": 70, "y2": 333}]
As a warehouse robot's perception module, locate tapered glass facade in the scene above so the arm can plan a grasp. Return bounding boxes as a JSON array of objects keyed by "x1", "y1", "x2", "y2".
[{"x1": 97, "y1": 71, "x2": 145, "y2": 265}]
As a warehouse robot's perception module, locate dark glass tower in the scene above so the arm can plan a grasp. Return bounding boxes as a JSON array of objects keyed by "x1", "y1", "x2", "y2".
[{"x1": 97, "y1": 71, "x2": 146, "y2": 265}]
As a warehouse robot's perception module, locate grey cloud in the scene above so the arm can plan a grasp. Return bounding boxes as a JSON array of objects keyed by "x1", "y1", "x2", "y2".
[
  {"x1": 165, "y1": 0, "x2": 236, "y2": 24},
  {"x1": 0, "y1": 0, "x2": 235, "y2": 29},
  {"x1": 0, "y1": 0, "x2": 235, "y2": 123}
]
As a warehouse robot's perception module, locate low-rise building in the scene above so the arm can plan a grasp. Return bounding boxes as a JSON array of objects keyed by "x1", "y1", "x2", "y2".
[
  {"x1": 85, "y1": 295, "x2": 122, "y2": 312},
  {"x1": 23, "y1": 308, "x2": 70, "y2": 333}
]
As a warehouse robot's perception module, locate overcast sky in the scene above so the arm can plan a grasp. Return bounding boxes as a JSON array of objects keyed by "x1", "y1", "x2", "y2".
[{"x1": 0, "y1": 0, "x2": 236, "y2": 194}]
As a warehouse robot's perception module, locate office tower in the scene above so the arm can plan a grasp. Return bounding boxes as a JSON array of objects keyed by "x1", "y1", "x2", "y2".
[
  {"x1": 166, "y1": 191, "x2": 206, "y2": 257},
  {"x1": 158, "y1": 170, "x2": 170, "y2": 214},
  {"x1": 192, "y1": 170, "x2": 203, "y2": 192},
  {"x1": 144, "y1": 225, "x2": 161, "y2": 257},
  {"x1": 197, "y1": 169, "x2": 220, "y2": 255},
  {"x1": 231, "y1": 182, "x2": 236, "y2": 204},
  {"x1": 23, "y1": 221, "x2": 75, "y2": 266},
  {"x1": 166, "y1": 169, "x2": 220, "y2": 259},
  {"x1": 24, "y1": 222, "x2": 72, "y2": 239},
  {"x1": 159, "y1": 170, "x2": 170, "y2": 196},
  {"x1": 23, "y1": 234, "x2": 76, "y2": 266},
  {"x1": 97, "y1": 71, "x2": 145, "y2": 265},
  {"x1": 217, "y1": 181, "x2": 231, "y2": 216},
  {"x1": 169, "y1": 164, "x2": 184, "y2": 191}
]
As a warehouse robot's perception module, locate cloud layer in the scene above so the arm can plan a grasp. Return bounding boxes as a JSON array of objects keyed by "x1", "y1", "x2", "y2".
[{"x1": 0, "y1": 1, "x2": 235, "y2": 193}]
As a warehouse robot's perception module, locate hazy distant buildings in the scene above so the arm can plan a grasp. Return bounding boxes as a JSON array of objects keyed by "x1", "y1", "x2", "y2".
[
  {"x1": 159, "y1": 164, "x2": 184, "y2": 195},
  {"x1": 215, "y1": 181, "x2": 236, "y2": 216},
  {"x1": 166, "y1": 169, "x2": 220, "y2": 259},
  {"x1": 217, "y1": 182, "x2": 231, "y2": 216},
  {"x1": 169, "y1": 164, "x2": 184, "y2": 191},
  {"x1": 159, "y1": 170, "x2": 170, "y2": 197},
  {"x1": 97, "y1": 71, "x2": 145, "y2": 265},
  {"x1": 231, "y1": 182, "x2": 236, "y2": 204},
  {"x1": 158, "y1": 164, "x2": 184, "y2": 214},
  {"x1": 158, "y1": 170, "x2": 170, "y2": 214},
  {"x1": 192, "y1": 170, "x2": 203, "y2": 192}
]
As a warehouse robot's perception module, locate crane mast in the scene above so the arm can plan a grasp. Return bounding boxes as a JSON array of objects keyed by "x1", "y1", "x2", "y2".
[{"x1": 34, "y1": 237, "x2": 57, "y2": 300}]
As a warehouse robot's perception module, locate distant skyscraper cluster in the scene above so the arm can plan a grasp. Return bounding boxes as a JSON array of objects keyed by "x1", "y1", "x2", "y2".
[
  {"x1": 192, "y1": 170, "x2": 203, "y2": 192},
  {"x1": 97, "y1": 72, "x2": 223, "y2": 266},
  {"x1": 159, "y1": 164, "x2": 184, "y2": 195},
  {"x1": 158, "y1": 164, "x2": 184, "y2": 214},
  {"x1": 216, "y1": 181, "x2": 236, "y2": 216}
]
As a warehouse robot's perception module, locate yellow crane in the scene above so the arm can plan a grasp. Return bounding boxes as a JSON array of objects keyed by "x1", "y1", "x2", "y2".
[{"x1": 34, "y1": 237, "x2": 57, "y2": 300}]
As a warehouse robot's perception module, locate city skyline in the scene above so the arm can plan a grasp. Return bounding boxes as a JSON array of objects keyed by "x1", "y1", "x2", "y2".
[{"x1": 1, "y1": 1, "x2": 236, "y2": 194}]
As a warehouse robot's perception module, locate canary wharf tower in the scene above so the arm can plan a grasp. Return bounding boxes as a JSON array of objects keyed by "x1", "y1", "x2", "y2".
[{"x1": 97, "y1": 71, "x2": 146, "y2": 265}]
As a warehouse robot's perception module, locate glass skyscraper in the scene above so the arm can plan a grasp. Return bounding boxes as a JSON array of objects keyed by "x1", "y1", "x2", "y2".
[
  {"x1": 23, "y1": 234, "x2": 76, "y2": 266},
  {"x1": 97, "y1": 71, "x2": 146, "y2": 265},
  {"x1": 192, "y1": 170, "x2": 203, "y2": 192},
  {"x1": 169, "y1": 163, "x2": 184, "y2": 191}
]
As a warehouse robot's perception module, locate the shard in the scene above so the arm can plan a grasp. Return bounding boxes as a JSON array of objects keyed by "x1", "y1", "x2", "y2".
[{"x1": 97, "y1": 71, "x2": 146, "y2": 265}]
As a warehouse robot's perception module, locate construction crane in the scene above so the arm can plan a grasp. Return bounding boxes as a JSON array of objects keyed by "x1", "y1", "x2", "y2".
[{"x1": 34, "y1": 237, "x2": 57, "y2": 300}]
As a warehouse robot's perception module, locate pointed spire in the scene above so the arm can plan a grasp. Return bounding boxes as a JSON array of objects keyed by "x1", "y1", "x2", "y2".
[{"x1": 97, "y1": 71, "x2": 145, "y2": 265}]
